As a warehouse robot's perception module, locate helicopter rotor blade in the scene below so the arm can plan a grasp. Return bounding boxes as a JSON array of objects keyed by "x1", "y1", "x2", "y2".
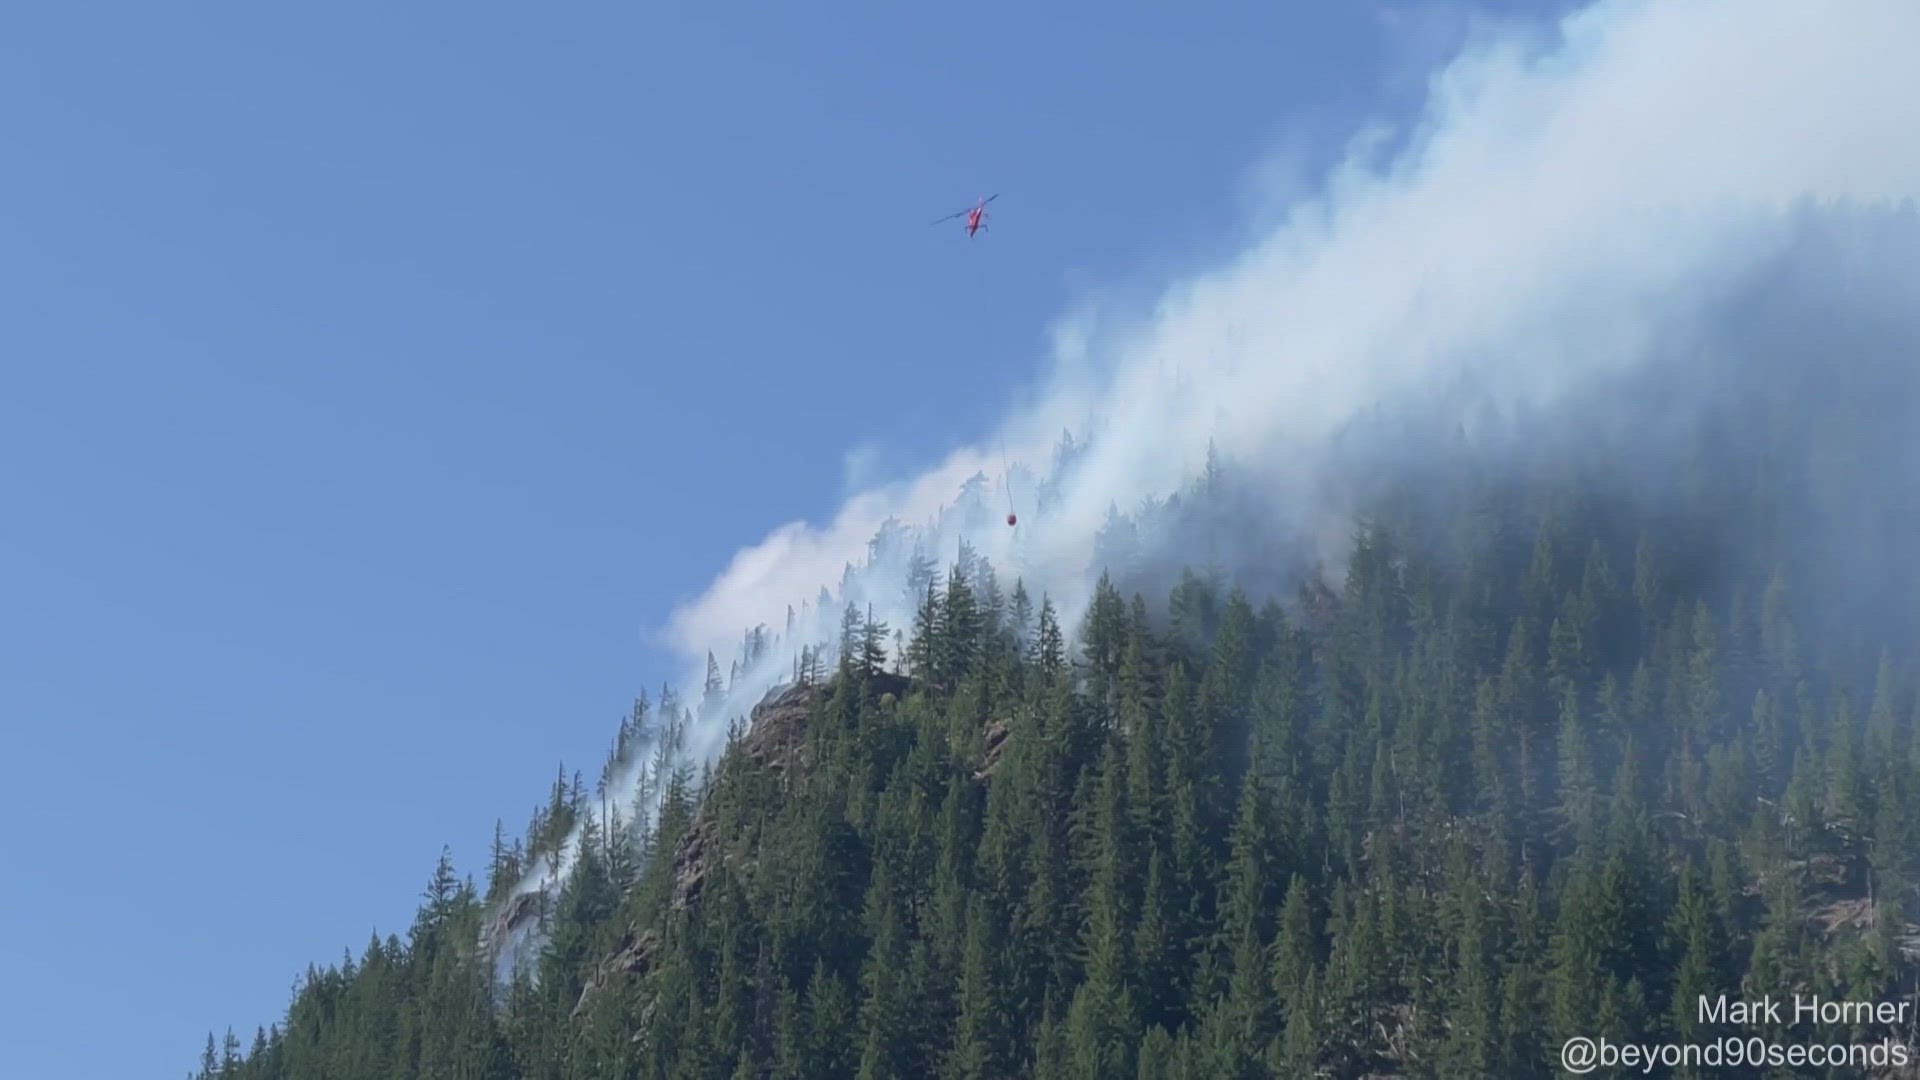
[{"x1": 932, "y1": 194, "x2": 999, "y2": 224}]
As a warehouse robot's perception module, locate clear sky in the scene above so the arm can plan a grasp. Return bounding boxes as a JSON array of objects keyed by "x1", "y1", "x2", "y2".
[{"x1": 0, "y1": 2, "x2": 1562, "y2": 1075}]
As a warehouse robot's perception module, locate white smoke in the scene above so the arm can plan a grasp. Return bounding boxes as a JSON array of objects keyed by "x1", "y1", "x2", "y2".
[{"x1": 490, "y1": 0, "x2": 1920, "y2": 970}]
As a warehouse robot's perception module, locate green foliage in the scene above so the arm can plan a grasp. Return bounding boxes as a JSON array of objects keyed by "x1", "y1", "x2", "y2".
[{"x1": 193, "y1": 345, "x2": 1920, "y2": 1079}]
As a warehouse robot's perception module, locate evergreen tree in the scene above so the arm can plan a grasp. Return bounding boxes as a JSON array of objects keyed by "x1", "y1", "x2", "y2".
[{"x1": 185, "y1": 321, "x2": 1920, "y2": 1080}]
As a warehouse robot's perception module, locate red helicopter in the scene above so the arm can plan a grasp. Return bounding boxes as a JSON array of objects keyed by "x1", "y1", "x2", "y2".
[{"x1": 932, "y1": 194, "x2": 998, "y2": 238}]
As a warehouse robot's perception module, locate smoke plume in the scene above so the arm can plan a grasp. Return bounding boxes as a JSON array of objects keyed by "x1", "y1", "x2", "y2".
[{"x1": 489, "y1": 0, "x2": 1920, "y2": 969}]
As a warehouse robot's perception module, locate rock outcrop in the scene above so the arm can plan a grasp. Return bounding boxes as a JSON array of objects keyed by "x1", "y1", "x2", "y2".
[
  {"x1": 573, "y1": 672, "x2": 911, "y2": 1020},
  {"x1": 478, "y1": 889, "x2": 545, "y2": 967},
  {"x1": 974, "y1": 719, "x2": 1011, "y2": 780}
]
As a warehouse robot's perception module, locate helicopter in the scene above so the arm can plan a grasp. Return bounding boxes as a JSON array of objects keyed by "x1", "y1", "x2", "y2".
[{"x1": 931, "y1": 194, "x2": 999, "y2": 238}]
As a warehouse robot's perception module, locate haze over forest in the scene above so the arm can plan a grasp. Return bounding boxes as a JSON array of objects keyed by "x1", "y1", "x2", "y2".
[{"x1": 182, "y1": 1, "x2": 1920, "y2": 1077}]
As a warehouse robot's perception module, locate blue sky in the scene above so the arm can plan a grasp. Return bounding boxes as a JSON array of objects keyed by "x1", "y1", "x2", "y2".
[{"x1": 0, "y1": 2, "x2": 1562, "y2": 1074}]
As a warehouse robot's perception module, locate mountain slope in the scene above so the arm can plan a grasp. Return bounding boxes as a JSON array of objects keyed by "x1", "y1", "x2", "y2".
[{"x1": 189, "y1": 259, "x2": 1920, "y2": 1076}]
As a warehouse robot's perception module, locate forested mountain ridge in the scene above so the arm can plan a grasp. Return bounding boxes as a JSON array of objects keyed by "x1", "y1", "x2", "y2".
[{"x1": 188, "y1": 217, "x2": 1920, "y2": 1078}]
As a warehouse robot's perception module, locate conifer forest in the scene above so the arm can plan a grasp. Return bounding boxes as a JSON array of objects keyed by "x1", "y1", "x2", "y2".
[{"x1": 182, "y1": 209, "x2": 1920, "y2": 1078}]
